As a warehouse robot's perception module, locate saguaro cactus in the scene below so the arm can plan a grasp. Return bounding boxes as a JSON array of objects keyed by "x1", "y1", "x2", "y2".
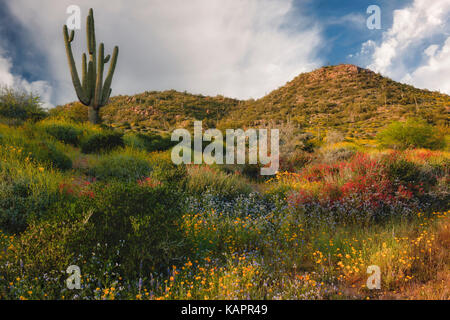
[{"x1": 63, "y1": 8, "x2": 119, "y2": 124}]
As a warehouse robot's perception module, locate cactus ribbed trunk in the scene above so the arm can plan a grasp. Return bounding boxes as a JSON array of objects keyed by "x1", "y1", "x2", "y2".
[
  {"x1": 88, "y1": 106, "x2": 100, "y2": 124},
  {"x1": 63, "y1": 8, "x2": 119, "y2": 124}
]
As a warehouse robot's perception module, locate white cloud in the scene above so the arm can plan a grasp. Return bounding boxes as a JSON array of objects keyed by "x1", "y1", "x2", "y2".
[
  {"x1": 0, "y1": 47, "x2": 53, "y2": 108},
  {"x1": 4, "y1": 0, "x2": 323, "y2": 106},
  {"x1": 402, "y1": 37, "x2": 450, "y2": 93},
  {"x1": 0, "y1": 53, "x2": 15, "y2": 86},
  {"x1": 364, "y1": 0, "x2": 450, "y2": 93}
]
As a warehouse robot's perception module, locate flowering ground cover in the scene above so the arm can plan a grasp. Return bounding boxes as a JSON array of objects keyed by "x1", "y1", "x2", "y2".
[{"x1": 0, "y1": 120, "x2": 448, "y2": 300}]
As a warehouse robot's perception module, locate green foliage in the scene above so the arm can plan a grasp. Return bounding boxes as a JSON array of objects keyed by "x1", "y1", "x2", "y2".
[
  {"x1": 0, "y1": 87, "x2": 47, "y2": 124},
  {"x1": 3, "y1": 219, "x2": 85, "y2": 276},
  {"x1": 0, "y1": 131, "x2": 72, "y2": 170},
  {"x1": 383, "y1": 157, "x2": 438, "y2": 188},
  {"x1": 18, "y1": 140, "x2": 71, "y2": 170},
  {"x1": 384, "y1": 158, "x2": 422, "y2": 184},
  {"x1": 80, "y1": 131, "x2": 124, "y2": 154},
  {"x1": 89, "y1": 153, "x2": 152, "y2": 182},
  {"x1": 40, "y1": 122, "x2": 82, "y2": 146},
  {"x1": 147, "y1": 152, "x2": 187, "y2": 185},
  {"x1": 186, "y1": 166, "x2": 252, "y2": 199},
  {"x1": 0, "y1": 163, "x2": 66, "y2": 233},
  {"x1": 76, "y1": 181, "x2": 185, "y2": 276},
  {"x1": 124, "y1": 132, "x2": 175, "y2": 152},
  {"x1": 48, "y1": 103, "x2": 88, "y2": 123},
  {"x1": 377, "y1": 118, "x2": 446, "y2": 150}
]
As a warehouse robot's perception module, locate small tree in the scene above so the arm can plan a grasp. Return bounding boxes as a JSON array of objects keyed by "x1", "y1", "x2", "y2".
[
  {"x1": 0, "y1": 86, "x2": 46, "y2": 124},
  {"x1": 63, "y1": 8, "x2": 119, "y2": 124},
  {"x1": 376, "y1": 118, "x2": 445, "y2": 150}
]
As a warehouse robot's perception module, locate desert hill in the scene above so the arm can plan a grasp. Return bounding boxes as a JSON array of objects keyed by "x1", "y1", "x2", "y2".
[{"x1": 53, "y1": 64, "x2": 450, "y2": 138}]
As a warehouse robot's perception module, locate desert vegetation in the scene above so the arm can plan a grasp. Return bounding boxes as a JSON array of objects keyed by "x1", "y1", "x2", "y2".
[{"x1": 0, "y1": 84, "x2": 448, "y2": 300}]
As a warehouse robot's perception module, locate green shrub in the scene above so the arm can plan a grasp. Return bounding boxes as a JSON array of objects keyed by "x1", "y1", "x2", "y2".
[
  {"x1": 0, "y1": 87, "x2": 47, "y2": 124},
  {"x1": 124, "y1": 132, "x2": 175, "y2": 152},
  {"x1": 321, "y1": 147, "x2": 356, "y2": 163},
  {"x1": 0, "y1": 124, "x2": 72, "y2": 170},
  {"x1": 377, "y1": 118, "x2": 446, "y2": 150},
  {"x1": 385, "y1": 159, "x2": 421, "y2": 184},
  {"x1": 384, "y1": 158, "x2": 437, "y2": 187},
  {"x1": 25, "y1": 141, "x2": 72, "y2": 170},
  {"x1": 123, "y1": 132, "x2": 147, "y2": 150},
  {"x1": 41, "y1": 123, "x2": 82, "y2": 146},
  {"x1": 186, "y1": 165, "x2": 252, "y2": 198},
  {"x1": 76, "y1": 181, "x2": 186, "y2": 277},
  {"x1": 0, "y1": 174, "x2": 65, "y2": 233},
  {"x1": 89, "y1": 154, "x2": 152, "y2": 182},
  {"x1": 2, "y1": 219, "x2": 85, "y2": 276},
  {"x1": 147, "y1": 152, "x2": 187, "y2": 184},
  {"x1": 81, "y1": 131, "x2": 124, "y2": 154},
  {"x1": 48, "y1": 102, "x2": 88, "y2": 123},
  {"x1": 216, "y1": 163, "x2": 262, "y2": 180}
]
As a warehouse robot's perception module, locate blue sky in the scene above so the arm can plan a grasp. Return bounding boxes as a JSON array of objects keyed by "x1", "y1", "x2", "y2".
[
  {"x1": 0, "y1": 0, "x2": 449, "y2": 108},
  {"x1": 298, "y1": 0, "x2": 404, "y2": 64}
]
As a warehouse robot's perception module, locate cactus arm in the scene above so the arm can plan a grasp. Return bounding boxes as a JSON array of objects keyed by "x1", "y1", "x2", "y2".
[
  {"x1": 87, "y1": 10, "x2": 96, "y2": 56},
  {"x1": 86, "y1": 9, "x2": 97, "y2": 105},
  {"x1": 63, "y1": 25, "x2": 89, "y2": 105},
  {"x1": 102, "y1": 88, "x2": 112, "y2": 105},
  {"x1": 69, "y1": 30, "x2": 75, "y2": 42},
  {"x1": 81, "y1": 53, "x2": 88, "y2": 92},
  {"x1": 89, "y1": 9, "x2": 96, "y2": 55},
  {"x1": 87, "y1": 60, "x2": 95, "y2": 101},
  {"x1": 101, "y1": 46, "x2": 119, "y2": 105},
  {"x1": 94, "y1": 43, "x2": 105, "y2": 108}
]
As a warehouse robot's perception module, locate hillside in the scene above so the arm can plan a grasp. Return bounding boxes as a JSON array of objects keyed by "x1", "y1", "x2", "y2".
[
  {"x1": 53, "y1": 64, "x2": 450, "y2": 137},
  {"x1": 220, "y1": 64, "x2": 450, "y2": 137},
  {"x1": 52, "y1": 90, "x2": 241, "y2": 133}
]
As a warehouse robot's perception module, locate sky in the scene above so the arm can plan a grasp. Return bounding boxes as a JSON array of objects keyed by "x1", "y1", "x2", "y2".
[{"x1": 0, "y1": 0, "x2": 449, "y2": 108}]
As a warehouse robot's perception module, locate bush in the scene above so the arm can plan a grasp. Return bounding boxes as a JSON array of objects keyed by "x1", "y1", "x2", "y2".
[
  {"x1": 2, "y1": 219, "x2": 85, "y2": 276},
  {"x1": 147, "y1": 152, "x2": 187, "y2": 184},
  {"x1": 320, "y1": 147, "x2": 356, "y2": 163},
  {"x1": 89, "y1": 154, "x2": 152, "y2": 182},
  {"x1": 25, "y1": 141, "x2": 72, "y2": 170},
  {"x1": 75, "y1": 181, "x2": 186, "y2": 277},
  {"x1": 124, "y1": 132, "x2": 175, "y2": 152},
  {"x1": 48, "y1": 103, "x2": 89, "y2": 123},
  {"x1": 377, "y1": 118, "x2": 446, "y2": 150},
  {"x1": 0, "y1": 87, "x2": 47, "y2": 124},
  {"x1": 384, "y1": 159, "x2": 421, "y2": 184},
  {"x1": 0, "y1": 174, "x2": 65, "y2": 233},
  {"x1": 81, "y1": 131, "x2": 124, "y2": 154},
  {"x1": 216, "y1": 163, "x2": 262, "y2": 180},
  {"x1": 41, "y1": 123, "x2": 82, "y2": 146},
  {"x1": 0, "y1": 139, "x2": 72, "y2": 171},
  {"x1": 186, "y1": 165, "x2": 252, "y2": 199},
  {"x1": 383, "y1": 157, "x2": 437, "y2": 188}
]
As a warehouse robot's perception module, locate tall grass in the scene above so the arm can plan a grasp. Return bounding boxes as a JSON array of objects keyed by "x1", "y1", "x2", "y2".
[{"x1": 186, "y1": 165, "x2": 252, "y2": 198}]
